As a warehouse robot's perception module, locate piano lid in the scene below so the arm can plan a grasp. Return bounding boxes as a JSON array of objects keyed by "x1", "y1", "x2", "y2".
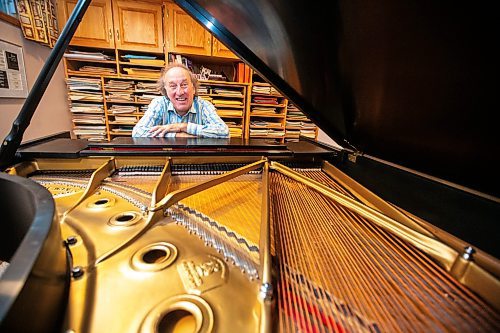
[{"x1": 176, "y1": 0, "x2": 499, "y2": 197}]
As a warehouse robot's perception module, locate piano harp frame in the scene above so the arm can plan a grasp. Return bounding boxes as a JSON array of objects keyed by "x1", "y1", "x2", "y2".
[
  {"x1": 7, "y1": 156, "x2": 274, "y2": 332},
  {"x1": 6, "y1": 154, "x2": 500, "y2": 332}
]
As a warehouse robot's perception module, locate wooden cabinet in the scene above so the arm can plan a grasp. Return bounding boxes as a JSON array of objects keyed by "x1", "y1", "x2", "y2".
[
  {"x1": 165, "y1": 3, "x2": 237, "y2": 59},
  {"x1": 58, "y1": 0, "x2": 115, "y2": 48},
  {"x1": 164, "y1": 2, "x2": 210, "y2": 56},
  {"x1": 58, "y1": 0, "x2": 164, "y2": 53},
  {"x1": 112, "y1": 0, "x2": 164, "y2": 53},
  {"x1": 212, "y1": 38, "x2": 238, "y2": 59}
]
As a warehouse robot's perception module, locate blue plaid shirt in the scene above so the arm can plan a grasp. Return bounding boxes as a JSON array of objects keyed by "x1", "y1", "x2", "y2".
[{"x1": 132, "y1": 96, "x2": 229, "y2": 138}]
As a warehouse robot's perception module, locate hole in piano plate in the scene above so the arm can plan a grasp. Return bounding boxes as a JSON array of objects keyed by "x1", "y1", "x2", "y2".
[
  {"x1": 87, "y1": 197, "x2": 116, "y2": 209},
  {"x1": 108, "y1": 211, "x2": 142, "y2": 227},
  {"x1": 143, "y1": 248, "x2": 168, "y2": 264},
  {"x1": 94, "y1": 199, "x2": 109, "y2": 205},
  {"x1": 157, "y1": 309, "x2": 196, "y2": 333},
  {"x1": 117, "y1": 214, "x2": 133, "y2": 222},
  {"x1": 131, "y1": 242, "x2": 178, "y2": 272},
  {"x1": 141, "y1": 295, "x2": 212, "y2": 333}
]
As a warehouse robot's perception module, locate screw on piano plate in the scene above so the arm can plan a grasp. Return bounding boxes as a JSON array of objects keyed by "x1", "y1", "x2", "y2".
[
  {"x1": 462, "y1": 246, "x2": 475, "y2": 261},
  {"x1": 71, "y1": 266, "x2": 84, "y2": 279},
  {"x1": 65, "y1": 236, "x2": 78, "y2": 246}
]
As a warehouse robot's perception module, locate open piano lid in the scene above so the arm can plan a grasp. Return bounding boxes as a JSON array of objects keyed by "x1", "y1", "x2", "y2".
[{"x1": 175, "y1": 0, "x2": 499, "y2": 198}]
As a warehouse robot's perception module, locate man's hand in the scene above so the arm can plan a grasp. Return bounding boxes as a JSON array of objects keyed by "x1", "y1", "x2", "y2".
[{"x1": 148, "y1": 123, "x2": 188, "y2": 137}]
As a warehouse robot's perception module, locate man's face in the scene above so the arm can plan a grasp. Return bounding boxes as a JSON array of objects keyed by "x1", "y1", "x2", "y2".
[{"x1": 164, "y1": 67, "x2": 195, "y2": 115}]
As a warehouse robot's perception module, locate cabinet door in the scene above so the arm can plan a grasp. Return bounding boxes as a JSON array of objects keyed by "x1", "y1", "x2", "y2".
[
  {"x1": 165, "y1": 3, "x2": 211, "y2": 56},
  {"x1": 212, "y1": 37, "x2": 238, "y2": 59},
  {"x1": 112, "y1": 0, "x2": 164, "y2": 53},
  {"x1": 58, "y1": 0, "x2": 114, "y2": 48}
]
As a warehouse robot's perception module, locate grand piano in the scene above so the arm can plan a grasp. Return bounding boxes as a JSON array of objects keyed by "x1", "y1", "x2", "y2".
[{"x1": 0, "y1": 0, "x2": 499, "y2": 332}]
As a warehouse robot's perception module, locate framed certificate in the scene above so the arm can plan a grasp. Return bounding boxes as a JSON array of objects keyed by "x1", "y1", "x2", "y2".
[{"x1": 0, "y1": 39, "x2": 28, "y2": 98}]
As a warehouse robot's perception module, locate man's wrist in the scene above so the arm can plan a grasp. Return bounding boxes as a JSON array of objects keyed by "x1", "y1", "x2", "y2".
[{"x1": 186, "y1": 123, "x2": 199, "y2": 136}]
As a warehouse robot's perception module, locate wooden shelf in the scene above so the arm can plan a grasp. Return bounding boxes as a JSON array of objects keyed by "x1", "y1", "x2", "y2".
[{"x1": 105, "y1": 100, "x2": 150, "y2": 105}]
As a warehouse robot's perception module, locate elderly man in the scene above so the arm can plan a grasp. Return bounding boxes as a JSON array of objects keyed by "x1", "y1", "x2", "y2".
[{"x1": 132, "y1": 63, "x2": 229, "y2": 138}]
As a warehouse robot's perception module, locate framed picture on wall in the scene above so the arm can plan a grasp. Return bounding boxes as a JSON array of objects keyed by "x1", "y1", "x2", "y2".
[{"x1": 0, "y1": 39, "x2": 28, "y2": 98}]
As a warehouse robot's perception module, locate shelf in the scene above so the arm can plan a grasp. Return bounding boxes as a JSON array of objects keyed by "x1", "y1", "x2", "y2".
[
  {"x1": 200, "y1": 94, "x2": 245, "y2": 99},
  {"x1": 66, "y1": 71, "x2": 110, "y2": 78},
  {"x1": 249, "y1": 114, "x2": 285, "y2": 118},
  {"x1": 251, "y1": 92, "x2": 283, "y2": 98},
  {"x1": 199, "y1": 80, "x2": 248, "y2": 86},
  {"x1": 63, "y1": 48, "x2": 316, "y2": 142},
  {"x1": 249, "y1": 135, "x2": 286, "y2": 140},
  {"x1": 108, "y1": 122, "x2": 137, "y2": 125},
  {"x1": 105, "y1": 100, "x2": 150, "y2": 105},
  {"x1": 110, "y1": 132, "x2": 133, "y2": 136},
  {"x1": 65, "y1": 58, "x2": 117, "y2": 64},
  {"x1": 118, "y1": 61, "x2": 165, "y2": 68},
  {"x1": 106, "y1": 112, "x2": 144, "y2": 116}
]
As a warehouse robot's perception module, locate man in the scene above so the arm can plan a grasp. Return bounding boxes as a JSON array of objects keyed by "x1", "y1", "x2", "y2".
[{"x1": 132, "y1": 63, "x2": 229, "y2": 138}]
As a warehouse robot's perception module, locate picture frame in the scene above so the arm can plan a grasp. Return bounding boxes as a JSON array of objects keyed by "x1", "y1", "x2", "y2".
[{"x1": 0, "y1": 39, "x2": 29, "y2": 98}]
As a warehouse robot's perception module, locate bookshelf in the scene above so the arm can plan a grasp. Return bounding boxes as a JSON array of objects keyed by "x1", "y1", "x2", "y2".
[
  {"x1": 118, "y1": 50, "x2": 165, "y2": 79},
  {"x1": 63, "y1": 48, "x2": 317, "y2": 142},
  {"x1": 247, "y1": 72, "x2": 318, "y2": 142},
  {"x1": 285, "y1": 102, "x2": 318, "y2": 142},
  {"x1": 63, "y1": 47, "x2": 118, "y2": 77},
  {"x1": 198, "y1": 80, "x2": 248, "y2": 138},
  {"x1": 59, "y1": 7, "x2": 317, "y2": 142},
  {"x1": 66, "y1": 76, "x2": 106, "y2": 141},
  {"x1": 247, "y1": 78, "x2": 287, "y2": 143},
  {"x1": 104, "y1": 77, "x2": 161, "y2": 139},
  {"x1": 63, "y1": 47, "x2": 249, "y2": 141}
]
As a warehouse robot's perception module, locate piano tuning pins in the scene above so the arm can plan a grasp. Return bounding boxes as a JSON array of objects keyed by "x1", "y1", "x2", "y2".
[
  {"x1": 168, "y1": 206, "x2": 260, "y2": 280},
  {"x1": 462, "y1": 246, "x2": 475, "y2": 260},
  {"x1": 450, "y1": 246, "x2": 477, "y2": 280}
]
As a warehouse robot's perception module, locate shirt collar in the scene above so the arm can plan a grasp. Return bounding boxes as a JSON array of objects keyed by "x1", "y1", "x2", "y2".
[{"x1": 166, "y1": 96, "x2": 198, "y2": 116}]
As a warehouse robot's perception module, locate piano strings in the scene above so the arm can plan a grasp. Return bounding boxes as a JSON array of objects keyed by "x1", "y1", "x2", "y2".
[{"x1": 271, "y1": 170, "x2": 499, "y2": 332}]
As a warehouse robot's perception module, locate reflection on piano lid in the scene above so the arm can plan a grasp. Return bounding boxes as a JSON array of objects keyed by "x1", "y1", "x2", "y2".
[{"x1": 180, "y1": 0, "x2": 499, "y2": 198}]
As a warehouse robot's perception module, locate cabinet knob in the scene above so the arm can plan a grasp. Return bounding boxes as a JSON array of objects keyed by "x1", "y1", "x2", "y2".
[
  {"x1": 116, "y1": 30, "x2": 120, "y2": 41},
  {"x1": 109, "y1": 29, "x2": 112, "y2": 40}
]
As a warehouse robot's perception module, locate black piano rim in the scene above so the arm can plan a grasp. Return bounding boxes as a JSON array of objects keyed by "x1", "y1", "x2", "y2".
[{"x1": 0, "y1": 173, "x2": 57, "y2": 321}]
